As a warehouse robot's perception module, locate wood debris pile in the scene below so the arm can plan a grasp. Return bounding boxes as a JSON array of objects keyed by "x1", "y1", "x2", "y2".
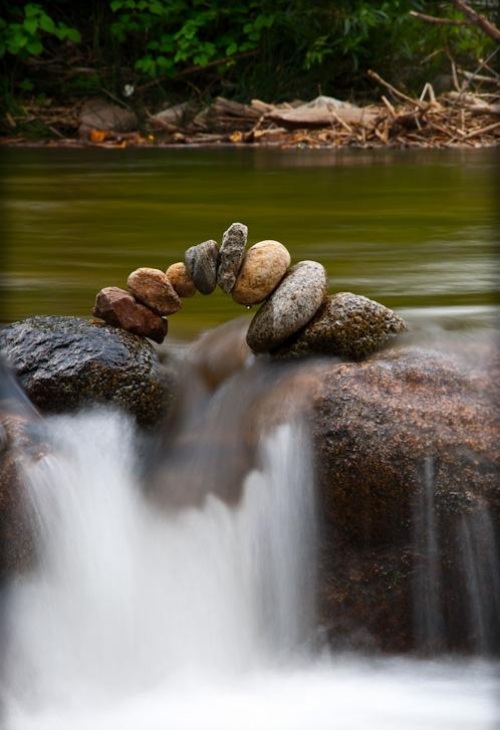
[
  {"x1": 2, "y1": 70, "x2": 499, "y2": 148},
  {"x1": 149, "y1": 77, "x2": 500, "y2": 149}
]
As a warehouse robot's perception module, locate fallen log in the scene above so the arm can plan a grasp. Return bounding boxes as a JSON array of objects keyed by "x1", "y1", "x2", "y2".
[{"x1": 266, "y1": 104, "x2": 378, "y2": 129}]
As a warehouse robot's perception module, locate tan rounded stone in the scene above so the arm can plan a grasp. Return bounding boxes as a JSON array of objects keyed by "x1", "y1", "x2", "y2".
[
  {"x1": 127, "y1": 267, "x2": 181, "y2": 315},
  {"x1": 232, "y1": 240, "x2": 291, "y2": 306},
  {"x1": 166, "y1": 262, "x2": 196, "y2": 298}
]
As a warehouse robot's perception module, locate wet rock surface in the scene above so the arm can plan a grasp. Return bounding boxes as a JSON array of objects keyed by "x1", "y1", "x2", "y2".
[
  {"x1": 127, "y1": 267, "x2": 181, "y2": 316},
  {"x1": 246, "y1": 260, "x2": 328, "y2": 353},
  {"x1": 0, "y1": 358, "x2": 43, "y2": 575},
  {"x1": 217, "y1": 222, "x2": 248, "y2": 294},
  {"x1": 310, "y1": 346, "x2": 500, "y2": 545},
  {"x1": 184, "y1": 240, "x2": 219, "y2": 295},
  {"x1": 306, "y1": 345, "x2": 500, "y2": 652},
  {"x1": 232, "y1": 240, "x2": 291, "y2": 306},
  {"x1": 272, "y1": 292, "x2": 407, "y2": 360},
  {"x1": 93, "y1": 286, "x2": 168, "y2": 343},
  {"x1": 0, "y1": 316, "x2": 177, "y2": 426},
  {"x1": 166, "y1": 262, "x2": 197, "y2": 298},
  {"x1": 0, "y1": 413, "x2": 38, "y2": 576}
]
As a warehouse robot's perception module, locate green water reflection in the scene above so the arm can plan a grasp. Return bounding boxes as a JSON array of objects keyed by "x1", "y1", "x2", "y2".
[{"x1": 2, "y1": 147, "x2": 497, "y2": 340}]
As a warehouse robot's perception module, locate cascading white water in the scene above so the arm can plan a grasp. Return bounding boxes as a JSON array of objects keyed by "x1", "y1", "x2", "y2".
[
  {"x1": 412, "y1": 457, "x2": 444, "y2": 653},
  {"x1": 2, "y1": 408, "x2": 499, "y2": 729}
]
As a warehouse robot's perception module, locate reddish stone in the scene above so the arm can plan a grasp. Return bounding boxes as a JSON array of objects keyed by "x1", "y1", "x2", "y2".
[{"x1": 93, "y1": 286, "x2": 168, "y2": 343}]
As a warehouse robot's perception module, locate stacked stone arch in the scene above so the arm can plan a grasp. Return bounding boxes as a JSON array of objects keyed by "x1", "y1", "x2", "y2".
[{"x1": 93, "y1": 221, "x2": 407, "y2": 359}]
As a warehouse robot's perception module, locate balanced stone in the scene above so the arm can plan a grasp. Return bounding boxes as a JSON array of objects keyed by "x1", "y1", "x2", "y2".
[
  {"x1": 232, "y1": 240, "x2": 291, "y2": 306},
  {"x1": 217, "y1": 222, "x2": 248, "y2": 294},
  {"x1": 166, "y1": 262, "x2": 196, "y2": 298},
  {"x1": 272, "y1": 292, "x2": 407, "y2": 360},
  {"x1": 93, "y1": 286, "x2": 168, "y2": 343},
  {"x1": 185, "y1": 240, "x2": 219, "y2": 295},
  {"x1": 246, "y1": 260, "x2": 328, "y2": 353},
  {"x1": 127, "y1": 267, "x2": 181, "y2": 315}
]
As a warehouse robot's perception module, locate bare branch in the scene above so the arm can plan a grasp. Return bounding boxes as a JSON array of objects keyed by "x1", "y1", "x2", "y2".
[
  {"x1": 409, "y1": 10, "x2": 467, "y2": 27},
  {"x1": 367, "y1": 70, "x2": 428, "y2": 109},
  {"x1": 452, "y1": 0, "x2": 500, "y2": 43}
]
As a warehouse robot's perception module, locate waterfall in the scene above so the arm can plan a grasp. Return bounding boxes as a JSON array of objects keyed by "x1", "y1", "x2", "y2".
[
  {"x1": 457, "y1": 506, "x2": 500, "y2": 655},
  {"x1": 412, "y1": 457, "x2": 444, "y2": 653},
  {"x1": 1, "y1": 377, "x2": 498, "y2": 729},
  {"x1": 3, "y1": 407, "x2": 317, "y2": 713}
]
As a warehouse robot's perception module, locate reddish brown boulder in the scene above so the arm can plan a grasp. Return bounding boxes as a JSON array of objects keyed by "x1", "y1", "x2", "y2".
[
  {"x1": 310, "y1": 346, "x2": 500, "y2": 545},
  {"x1": 307, "y1": 344, "x2": 500, "y2": 653},
  {"x1": 93, "y1": 286, "x2": 168, "y2": 343}
]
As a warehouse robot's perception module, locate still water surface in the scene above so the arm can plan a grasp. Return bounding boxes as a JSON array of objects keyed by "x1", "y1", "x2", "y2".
[{"x1": 2, "y1": 147, "x2": 498, "y2": 338}]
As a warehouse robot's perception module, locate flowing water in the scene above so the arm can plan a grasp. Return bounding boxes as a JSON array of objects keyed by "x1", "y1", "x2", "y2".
[
  {"x1": 1, "y1": 148, "x2": 499, "y2": 727},
  {"x1": 2, "y1": 403, "x2": 499, "y2": 730}
]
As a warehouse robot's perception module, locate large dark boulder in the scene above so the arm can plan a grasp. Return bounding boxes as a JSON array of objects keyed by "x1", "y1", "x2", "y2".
[{"x1": 0, "y1": 316, "x2": 177, "y2": 426}]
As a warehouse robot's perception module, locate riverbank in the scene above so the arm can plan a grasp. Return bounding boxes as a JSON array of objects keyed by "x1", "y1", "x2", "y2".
[{"x1": 2, "y1": 83, "x2": 500, "y2": 149}]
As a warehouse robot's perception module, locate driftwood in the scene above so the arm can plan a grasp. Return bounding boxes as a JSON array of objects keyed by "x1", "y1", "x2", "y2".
[{"x1": 265, "y1": 104, "x2": 378, "y2": 129}]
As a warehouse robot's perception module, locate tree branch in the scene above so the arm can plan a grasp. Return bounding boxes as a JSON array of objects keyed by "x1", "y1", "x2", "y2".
[
  {"x1": 136, "y1": 50, "x2": 258, "y2": 94},
  {"x1": 409, "y1": 10, "x2": 467, "y2": 27},
  {"x1": 452, "y1": 0, "x2": 500, "y2": 43}
]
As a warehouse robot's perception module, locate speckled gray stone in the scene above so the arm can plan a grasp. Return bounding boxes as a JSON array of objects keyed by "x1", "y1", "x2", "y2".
[
  {"x1": 217, "y1": 222, "x2": 248, "y2": 294},
  {"x1": 184, "y1": 240, "x2": 219, "y2": 295},
  {"x1": 272, "y1": 292, "x2": 408, "y2": 360},
  {"x1": 246, "y1": 260, "x2": 328, "y2": 353}
]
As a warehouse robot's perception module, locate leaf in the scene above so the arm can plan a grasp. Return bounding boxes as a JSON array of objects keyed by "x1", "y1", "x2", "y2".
[
  {"x1": 193, "y1": 53, "x2": 208, "y2": 65},
  {"x1": 26, "y1": 38, "x2": 43, "y2": 54},
  {"x1": 156, "y1": 55, "x2": 173, "y2": 69},
  {"x1": 135, "y1": 55, "x2": 156, "y2": 75},
  {"x1": 39, "y1": 14, "x2": 56, "y2": 33},
  {"x1": 18, "y1": 78, "x2": 34, "y2": 91},
  {"x1": 149, "y1": 2, "x2": 165, "y2": 16},
  {"x1": 11, "y1": 34, "x2": 28, "y2": 51},
  {"x1": 25, "y1": 4, "x2": 42, "y2": 19},
  {"x1": 23, "y1": 18, "x2": 39, "y2": 35},
  {"x1": 90, "y1": 129, "x2": 107, "y2": 142},
  {"x1": 226, "y1": 42, "x2": 237, "y2": 56},
  {"x1": 63, "y1": 28, "x2": 81, "y2": 43}
]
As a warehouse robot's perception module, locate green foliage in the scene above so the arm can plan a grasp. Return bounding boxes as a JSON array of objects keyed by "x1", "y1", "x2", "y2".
[
  {"x1": 0, "y1": 3, "x2": 80, "y2": 59},
  {"x1": 107, "y1": 0, "x2": 280, "y2": 79},
  {"x1": 0, "y1": 0, "x2": 497, "y2": 114}
]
